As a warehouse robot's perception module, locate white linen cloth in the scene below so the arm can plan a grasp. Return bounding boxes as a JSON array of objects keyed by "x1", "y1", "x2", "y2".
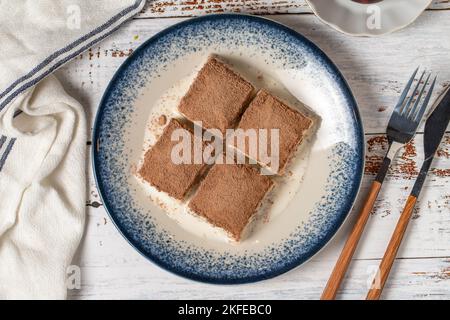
[{"x1": 0, "y1": 0, "x2": 146, "y2": 299}]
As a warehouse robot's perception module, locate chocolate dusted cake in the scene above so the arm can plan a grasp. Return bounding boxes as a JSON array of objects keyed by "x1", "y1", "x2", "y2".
[
  {"x1": 137, "y1": 55, "x2": 319, "y2": 242},
  {"x1": 232, "y1": 89, "x2": 313, "y2": 174},
  {"x1": 188, "y1": 164, "x2": 274, "y2": 241},
  {"x1": 138, "y1": 118, "x2": 208, "y2": 200},
  {"x1": 178, "y1": 56, "x2": 255, "y2": 134}
]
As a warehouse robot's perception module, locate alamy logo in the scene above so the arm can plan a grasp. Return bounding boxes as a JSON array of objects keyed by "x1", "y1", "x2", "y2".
[
  {"x1": 170, "y1": 121, "x2": 280, "y2": 175},
  {"x1": 66, "y1": 5, "x2": 81, "y2": 30},
  {"x1": 66, "y1": 265, "x2": 81, "y2": 290},
  {"x1": 366, "y1": 5, "x2": 382, "y2": 30}
]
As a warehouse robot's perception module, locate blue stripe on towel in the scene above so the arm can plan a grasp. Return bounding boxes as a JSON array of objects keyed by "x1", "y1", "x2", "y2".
[
  {"x1": 0, "y1": 21, "x2": 131, "y2": 111},
  {"x1": 0, "y1": 137, "x2": 16, "y2": 172},
  {"x1": 0, "y1": 0, "x2": 144, "y2": 112},
  {"x1": 0, "y1": 135, "x2": 6, "y2": 150}
]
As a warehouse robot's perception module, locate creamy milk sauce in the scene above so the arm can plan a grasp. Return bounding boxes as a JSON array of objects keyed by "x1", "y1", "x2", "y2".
[{"x1": 134, "y1": 57, "x2": 318, "y2": 244}]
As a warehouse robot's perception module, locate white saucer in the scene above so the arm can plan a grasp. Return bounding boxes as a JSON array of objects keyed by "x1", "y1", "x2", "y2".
[{"x1": 306, "y1": 0, "x2": 432, "y2": 36}]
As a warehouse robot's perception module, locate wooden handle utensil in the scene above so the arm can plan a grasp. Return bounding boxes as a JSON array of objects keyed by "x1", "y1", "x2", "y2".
[
  {"x1": 366, "y1": 195, "x2": 417, "y2": 300},
  {"x1": 321, "y1": 181, "x2": 382, "y2": 300}
]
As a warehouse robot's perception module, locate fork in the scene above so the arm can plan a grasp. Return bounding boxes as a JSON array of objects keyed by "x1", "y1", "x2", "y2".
[{"x1": 321, "y1": 68, "x2": 436, "y2": 300}]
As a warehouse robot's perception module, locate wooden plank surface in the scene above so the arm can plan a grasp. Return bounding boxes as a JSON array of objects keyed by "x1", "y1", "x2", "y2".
[
  {"x1": 68, "y1": 254, "x2": 450, "y2": 299},
  {"x1": 54, "y1": 10, "x2": 450, "y2": 299},
  {"x1": 139, "y1": 0, "x2": 450, "y2": 18}
]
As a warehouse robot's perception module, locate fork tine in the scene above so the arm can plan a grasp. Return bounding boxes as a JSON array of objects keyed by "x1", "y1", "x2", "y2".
[
  {"x1": 394, "y1": 67, "x2": 419, "y2": 113},
  {"x1": 402, "y1": 70, "x2": 426, "y2": 115},
  {"x1": 414, "y1": 75, "x2": 437, "y2": 123},
  {"x1": 407, "y1": 73, "x2": 431, "y2": 119}
]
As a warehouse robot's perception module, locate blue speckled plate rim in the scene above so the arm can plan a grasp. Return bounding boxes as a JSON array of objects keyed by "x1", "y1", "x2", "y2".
[{"x1": 92, "y1": 13, "x2": 365, "y2": 284}]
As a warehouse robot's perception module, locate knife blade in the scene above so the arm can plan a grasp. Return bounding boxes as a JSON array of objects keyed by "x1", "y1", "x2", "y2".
[
  {"x1": 366, "y1": 84, "x2": 450, "y2": 300},
  {"x1": 411, "y1": 85, "x2": 450, "y2": 198}
]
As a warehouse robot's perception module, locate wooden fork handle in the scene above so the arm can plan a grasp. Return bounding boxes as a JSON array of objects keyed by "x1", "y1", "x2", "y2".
[
  {"x1": 366, "y1": 195, "x2": 417, "y2": 300},
  {"x1": 321, "y1": 181, "x2": 382, "y2": 300}
]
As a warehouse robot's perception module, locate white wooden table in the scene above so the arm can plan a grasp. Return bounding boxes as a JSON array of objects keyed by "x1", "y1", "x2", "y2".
[{"x1": 61, "y1": 0, "x2": 450, "y2": 300}]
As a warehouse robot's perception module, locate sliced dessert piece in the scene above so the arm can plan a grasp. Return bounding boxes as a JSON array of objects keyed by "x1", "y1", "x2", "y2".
[
  {"x1": 178, "y1": 56, "x2": 255, "y2": 134},
  {"x1": 138, "y1": 118, "x2": 208, "y2": 200},
  {"x1": 231, "y1": 89, "x2": 313, "y2": 174},
  {"x1": 188, "y1": 164, "x2": 273, "y2": 241}
]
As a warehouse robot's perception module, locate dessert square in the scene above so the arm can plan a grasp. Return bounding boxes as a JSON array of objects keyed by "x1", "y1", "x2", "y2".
[
  {"x1": 232, "y1": 90, "x2": 313, "y2": 174},
  {"x1": 178, "y1": 56, "x2": 255, "y2": 134},
  {"x1": 188, "y1": 164, "x2": 273, "y2": 241},
  {"x1": 138, "y1": 118, "x2": 207, "y2": 200}
]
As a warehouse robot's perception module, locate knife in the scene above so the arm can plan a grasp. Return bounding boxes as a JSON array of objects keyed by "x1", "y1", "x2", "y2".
[{"x1": 366, "y1": 85, "x2": 450, "y2": 300}]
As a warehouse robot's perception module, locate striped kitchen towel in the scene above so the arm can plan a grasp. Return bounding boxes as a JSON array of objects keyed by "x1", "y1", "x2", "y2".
[{"x1": 0, "y1": 0, "x2": 146, "y2": 299}]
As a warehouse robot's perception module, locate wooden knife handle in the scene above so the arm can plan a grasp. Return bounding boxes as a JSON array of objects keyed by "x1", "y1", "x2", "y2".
[
  {"x1": 366, "y1": 195, "x2": 417, "y2": 300},
  {"x1": 321, "y1": 181, "x2": 382, "y2": 300}
]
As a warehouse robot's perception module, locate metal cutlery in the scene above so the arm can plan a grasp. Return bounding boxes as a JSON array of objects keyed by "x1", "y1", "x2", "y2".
[
  {"x1": 321, "y1": 68, "x2": 437, "y2": 300},
  {"x1": 366, "y1": 85, "x2": 450, "y2": 300}
]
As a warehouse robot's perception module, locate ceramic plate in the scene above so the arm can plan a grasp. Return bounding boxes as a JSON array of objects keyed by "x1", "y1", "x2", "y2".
[
  {"x1": 93, "y1": 14, "x2": 364, "y2": 284},
  {"x1": 307, "y1": 0, "x2": 432, "y2": 36}
]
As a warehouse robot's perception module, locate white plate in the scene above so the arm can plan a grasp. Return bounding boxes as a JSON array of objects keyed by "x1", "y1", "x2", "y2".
[{"x1": 92, "y1": 14, "x2": 364, "y2": 284}]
